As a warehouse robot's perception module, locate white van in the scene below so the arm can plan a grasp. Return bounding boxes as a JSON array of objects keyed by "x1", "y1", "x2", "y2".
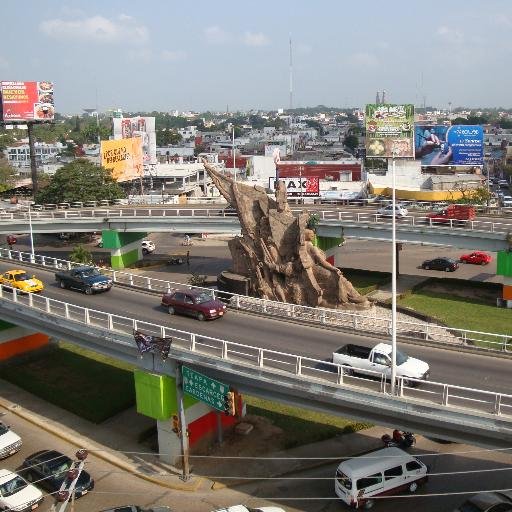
[{"x1": 334, "y1": 447, "x2": 428, "y2": 509}]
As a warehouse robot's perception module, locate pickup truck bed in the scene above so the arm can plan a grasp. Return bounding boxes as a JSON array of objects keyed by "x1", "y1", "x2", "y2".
[{"x1": 335, "y1": 344, "x2": 371, "y2": 359}]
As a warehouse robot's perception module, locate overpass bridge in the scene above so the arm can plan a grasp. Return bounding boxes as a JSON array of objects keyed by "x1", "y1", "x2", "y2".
[
  {"x1": 0, "y1": 285, "x2": 511, "y2": 449},
  {"x1": 1, "y1": 207, "x2": 511, "y2": 252}
]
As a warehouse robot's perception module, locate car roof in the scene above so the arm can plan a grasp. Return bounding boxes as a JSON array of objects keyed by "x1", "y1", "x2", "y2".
[
  {"x1": 466, "y1": 491, "x2": 512, "y2": 509},
  {"x1": 337, "y1": 447, "x2": 416, "y2": 478},
  {"x1": 174, "y1": 289, "x2": 210, "y2": 297},
  {"x1": 5, "y1": 269, "x2": 26, "y2": 275},
  {"x1": 0, "y1": 469, "x2": 19, "y2": 484},
  {"x1": 26, "y1": 449, "x2": 70, "y2": 466}
]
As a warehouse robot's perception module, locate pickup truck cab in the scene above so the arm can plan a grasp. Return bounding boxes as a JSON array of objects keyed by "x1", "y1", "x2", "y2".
[
  {"x1": 333, "y1": 343, "x2": 430, "y2": 386},
  {"x1": 55, "y1": 266, "x2": 113, "y2": 294}
]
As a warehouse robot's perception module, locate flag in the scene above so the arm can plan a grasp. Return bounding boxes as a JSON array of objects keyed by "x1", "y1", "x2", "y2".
[{"x1": 133, "y1": 330, "x2": 173, "y2": 361}]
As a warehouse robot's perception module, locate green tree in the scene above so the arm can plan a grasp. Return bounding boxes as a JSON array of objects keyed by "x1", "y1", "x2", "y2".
[
  {"x1": 0, "y1": 157, "x2": 16, "y2": 192},
  {"x1": 69, "y1": 245, "x2": 93, "y2": 264},
  {"x1": 343, "y1": 134, "x2": 359, "y2": 152},
  {"x1": 35, "y1": 159, "x2": 125, "y2": 204},
  {"x1": 498, "y1": 119, "x2": 512, "y2": 129}
]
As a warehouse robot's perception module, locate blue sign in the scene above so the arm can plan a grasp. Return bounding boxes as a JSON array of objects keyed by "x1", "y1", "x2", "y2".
[{"x1": 415, "y1": 124, "x2": 483, "y2": 166}]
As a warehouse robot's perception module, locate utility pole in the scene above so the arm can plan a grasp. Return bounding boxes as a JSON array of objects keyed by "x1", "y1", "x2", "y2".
[{"x1": 27, "y1": 122, "x2": 38, "y2": 196}]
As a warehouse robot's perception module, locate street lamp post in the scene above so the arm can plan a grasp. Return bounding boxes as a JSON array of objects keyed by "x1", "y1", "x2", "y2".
[
  {"x1": 28, "y1": 204, "x2": 35, "y2": 262},
  {"x1": 390, "y1": 150, "x2": 398, "y2": 394}
]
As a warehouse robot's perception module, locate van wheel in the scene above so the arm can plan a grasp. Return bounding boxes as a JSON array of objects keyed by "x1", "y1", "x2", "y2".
[
  {"x1": 409, "y1": 482, "x2": 418, "y2": 492},
  {"x1": 363, "y1": 499, "x2": 375, "y2": 509}
]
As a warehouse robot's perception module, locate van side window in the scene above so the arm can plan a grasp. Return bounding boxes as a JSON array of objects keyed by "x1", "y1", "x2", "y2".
[
  {"x1": 406, "y1": 460, "x2": 423, "y2": 471},
  {"x1": 357, "y1": 473, "x2": 382, "y2": 490},
  {"x1": 384, "y1": 465, "x2": 403, "y2": 479}
]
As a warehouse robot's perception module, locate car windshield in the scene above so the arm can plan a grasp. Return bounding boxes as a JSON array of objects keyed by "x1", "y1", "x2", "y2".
[
  {"x1": 80, "y1": 268, "x2": 101, "y2": 277},
  {"x1": 0, "y1": 475, "x2": 27, "y2": 497},
  {"x1": 194, "y1": 292, "x2": 214, "y2": 304},
  {"x1": 396, "y1": 349, "x2": 409, "y2": 366},
  {"x1": 51, "y1": 459, "x2": 73, "y2": 477},
  {"x1": 14, "y1": 272, "x2": 29, "y2": 281},
  {"x1": 336, "y1": 469, "x2": 352, "y2": 489},
  {"x1": 0, "y1": 423, "x2": 8, "y2": 435}
]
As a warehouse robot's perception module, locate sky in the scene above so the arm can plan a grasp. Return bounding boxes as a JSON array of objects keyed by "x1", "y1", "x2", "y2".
[{"x1": 1, "y1": 0, "x2": 512, "y2": 114}]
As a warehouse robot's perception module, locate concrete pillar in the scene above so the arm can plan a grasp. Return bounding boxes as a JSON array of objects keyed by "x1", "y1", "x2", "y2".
[
  {"x1": 497, "y1": 251, "x2": 512, "y2": 307},
  {"x1": 315, "y1": 234, "x2": 345, "y2": 267},
  {"x1": 101, "y1": 230, "x2": 147, "y2": 269},
  {"x1": 0, "y1": 319, "x2": 49, "y2": 361}
]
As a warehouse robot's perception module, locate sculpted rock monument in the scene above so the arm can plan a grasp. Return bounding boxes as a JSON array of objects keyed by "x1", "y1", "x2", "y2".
[{"x1": 203, "y1": 160, "x2": 371, "y2": 310}]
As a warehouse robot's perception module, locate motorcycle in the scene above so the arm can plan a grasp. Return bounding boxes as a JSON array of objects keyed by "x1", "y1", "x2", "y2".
[{"x1": 381, "y1": 430, "x2": 416, "y2": 449}]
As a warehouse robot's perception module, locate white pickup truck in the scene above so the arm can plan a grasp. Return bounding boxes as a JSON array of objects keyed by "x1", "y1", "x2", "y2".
[{"x1": 332, "y1": 342, "x2": 430, "y2": 386}]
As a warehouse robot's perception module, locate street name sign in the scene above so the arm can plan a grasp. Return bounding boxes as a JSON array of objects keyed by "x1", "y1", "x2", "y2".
[{"x1": 181, "y1": 365, "x2": 229, "y2": 412}]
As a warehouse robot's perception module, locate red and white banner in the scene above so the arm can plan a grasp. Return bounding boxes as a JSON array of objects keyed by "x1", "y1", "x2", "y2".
[
  {"x1": 0, "y1": 81, "x2": 55, "y2": 122},
  {"x1": 272, "y1": 177, "x2": 320, "y2": 197}
]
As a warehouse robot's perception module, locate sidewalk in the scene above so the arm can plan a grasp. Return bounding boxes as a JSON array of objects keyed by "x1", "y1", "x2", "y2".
[{"x1": 0, "y1": 378, "x2": 385, "y2": 492}]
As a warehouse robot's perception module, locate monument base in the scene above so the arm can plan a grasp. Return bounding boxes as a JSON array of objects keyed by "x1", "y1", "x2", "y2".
[{"x1": 217, "y1": 271, "x2": 251, "y2": 297}]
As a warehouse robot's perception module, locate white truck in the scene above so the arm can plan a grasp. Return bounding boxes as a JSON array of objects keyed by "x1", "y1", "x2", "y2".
[{"x1": 333, "y1": 342, "x2": 430, "y2": 386}]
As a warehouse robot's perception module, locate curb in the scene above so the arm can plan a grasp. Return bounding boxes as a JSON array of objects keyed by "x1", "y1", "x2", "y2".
[{"x1": 0, "y1": 396, "x2": 204, "y2": 492}]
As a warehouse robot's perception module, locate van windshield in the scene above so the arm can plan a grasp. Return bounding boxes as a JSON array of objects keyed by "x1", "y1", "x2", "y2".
[{"x1": 336, "y1": 469, "x2": 352, "y2": 489}]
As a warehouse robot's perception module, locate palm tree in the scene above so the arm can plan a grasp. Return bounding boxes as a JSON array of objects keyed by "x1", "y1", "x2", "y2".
[{"x1": 69, "y1": 244, "x2": 93, "y2": 265}]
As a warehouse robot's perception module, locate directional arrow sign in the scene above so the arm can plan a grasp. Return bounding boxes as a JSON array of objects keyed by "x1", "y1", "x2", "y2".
[{"x1": 181, "y1": 366, "x2": 229, "y2": 412}]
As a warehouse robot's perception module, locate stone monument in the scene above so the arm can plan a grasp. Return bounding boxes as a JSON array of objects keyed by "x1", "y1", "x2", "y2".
[{"x1": 203, "y1": 160, "x2": 371, "y2": 310}]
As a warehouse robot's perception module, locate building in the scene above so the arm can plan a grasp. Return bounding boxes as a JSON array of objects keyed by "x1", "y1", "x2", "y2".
[{"x1": 4, "y1": 142, "x2": 64, "y2": 167}]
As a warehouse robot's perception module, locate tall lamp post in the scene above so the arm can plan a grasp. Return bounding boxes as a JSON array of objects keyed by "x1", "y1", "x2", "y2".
[
  {"x1": 28, "y1": 204, "x2": 35, "y2": 262},
  {"x1": 390, "y1": 149, "x2": 398, "y2": 394}
]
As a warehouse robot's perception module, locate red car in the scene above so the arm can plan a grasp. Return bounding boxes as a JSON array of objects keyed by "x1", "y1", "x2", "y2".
[
  {"x1": 161, "y1": 289, "x2": 226, "y2": 321},
  {"x1": 459, "y1": 251, "x2": 492, "y2": 265}
]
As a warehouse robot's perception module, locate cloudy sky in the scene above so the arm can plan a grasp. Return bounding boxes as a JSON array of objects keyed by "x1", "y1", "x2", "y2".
[{"x1": 1, "y1": 0, "x2": 511, "y2": 114}]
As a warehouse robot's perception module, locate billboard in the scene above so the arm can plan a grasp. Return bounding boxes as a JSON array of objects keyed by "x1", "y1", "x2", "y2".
[
  {"x1": 270, "y1": 177, "x2": 320, "y2": 197},
  {"x1": 365, "y1": 104, "x2": 414, "y2": 158},
  {"x1": 100, "y1": 137, "x2": 143, "y2": 182},
  {"x1": 0, "y1": 81, "x2": 55, "y2": 122},
  {"x1": 112, "y1": 116, "x2": 157, "y2": 166},
  {"x1": 415, "y1": 124, "x2": 484, "y2": 166}
]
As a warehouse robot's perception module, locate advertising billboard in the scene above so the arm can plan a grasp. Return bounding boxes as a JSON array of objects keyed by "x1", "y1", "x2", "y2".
[
  {"x1": 270, "y1": 177, "x2": 320, "y2": 197},
  {"x1": 112, "y1": 116, "x2": 157, "y2": 166},
  {"x1": 415, "y1": 124, "x2": 484, "y2": 166},
  {"x1": 365, "y1": 104, "x2": 414, "y2": 158},
  {"x1": 100, "y1": 137, "x2": 143, "y2": 182},
  {"x1": 0, "y1": 81, "x2": 55, "y2": 122}
]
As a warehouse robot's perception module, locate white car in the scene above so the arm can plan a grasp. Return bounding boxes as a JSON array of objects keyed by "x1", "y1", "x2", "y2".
[
  {"x1": 0, "y1": 422, "x2": 22, "y2": 459},
  {"x1": 213, "y1": 506, "x2": 285, "y2": 512},
  {"x1": 376, "y1": 204, "x2": 408, "y2": 217},
  {"x1": 141, "y1": 240, "x2": 156, "y2": 254},
  {"x1": 0, "y1": 469, "x2": 43, "y2": 512}
]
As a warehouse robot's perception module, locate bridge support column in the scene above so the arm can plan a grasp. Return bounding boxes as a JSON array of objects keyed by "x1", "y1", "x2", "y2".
[
  {"x1": 134, "y1": 369, "x2": 238, "y2": 465},
  {"x1": 0, "y1": 319, "x2": 49, "y2": 361},
  {"x1": 497, "y1": 251, "x2": 512, "y2": 308},
  {"x1": 101, "y1": 230, "x2": 147, "y2": 270}
]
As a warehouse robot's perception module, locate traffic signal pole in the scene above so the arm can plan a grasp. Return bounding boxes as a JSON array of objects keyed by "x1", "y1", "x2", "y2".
[{"x1": 175, "y1": 364, "x2": 190, "y2": 480}]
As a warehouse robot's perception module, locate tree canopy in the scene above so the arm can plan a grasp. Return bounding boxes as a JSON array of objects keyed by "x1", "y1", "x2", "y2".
[
  {"x1": 0, "y1": 156, "x2": 16, "y2": 193},
  {"x1": 35, "y1": 159, "x2": 125, "y2": 204}
]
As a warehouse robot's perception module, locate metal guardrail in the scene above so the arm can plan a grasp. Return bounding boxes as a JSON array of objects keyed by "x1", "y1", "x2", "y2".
[
  {"x1": 0, "y1": 284, "x2": 511, "y2": 421},
  {"x1": 1, "y1": 207, "x2": 511, "y2": 234},
  {"x1": 0, "y1": 248, "x2": 510, "y2": 352}
]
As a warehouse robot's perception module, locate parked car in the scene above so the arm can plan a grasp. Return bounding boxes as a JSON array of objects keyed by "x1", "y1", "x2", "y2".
[
  {"x1": 421, "y1": 257, "x2": 459, "y2": 272},
  {"x1": 459, "y1": 251, "x2": 492, "y2": 265},
  {"x1": 376, "y1": 204, "x2": 408, "y2": 217},
  {"x1": 22, "y1": 450, "x2": 94, "y2": 498},
  {"x1": 141, "y1": 240, "x2": 156, "y2": 254},
  {"x1": 161, "y1": 289, "x2": 226, "y2": 321},
  {"x1": 55, "y1": 266, "x2": 113, "y2": 294},
  {"x1": 213, "y1": 506, "x2": 285, "y2": 512},
  {"x1": 100, "y1": 507, "x2": 172, "y2": 512},
  {"x1": 452, "y1": 491, "x2": 512, "y2": 512},
  {"x1": 502, "y1": 196, "x2": 512, "y2": 207},
  {"x1": 0, "y1": 270, "x2": 44, "y2": 293},
  {"x1": 0, "y1": 422, "x2": 22, "y2": 459},
  {"x1": 498, "y1": 179, "x2": 510, "y2": 188},
  {"x1": 0, "y1": 469, "x2": 43, "y2": 512}
]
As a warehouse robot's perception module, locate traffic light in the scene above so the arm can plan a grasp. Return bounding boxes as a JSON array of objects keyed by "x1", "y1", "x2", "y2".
[
  {"x1": 223, "y1": 391, "x2": 236, "y2": 416},
  {"x1": 171, "y1": 414, "x2": 181, "y2": 434}
]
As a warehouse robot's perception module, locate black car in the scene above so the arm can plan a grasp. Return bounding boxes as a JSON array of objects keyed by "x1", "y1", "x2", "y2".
[
  {"x1": 421, "y1": 257, "x2": 459, "y2": 272},
  {"x1": 22, "y1": 450, "x2": 94, "y2": 498}
]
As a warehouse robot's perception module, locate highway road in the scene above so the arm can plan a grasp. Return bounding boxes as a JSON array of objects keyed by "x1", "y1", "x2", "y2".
[{"x1": 0, "y1": 261, "x2": 511, "y2": 400}]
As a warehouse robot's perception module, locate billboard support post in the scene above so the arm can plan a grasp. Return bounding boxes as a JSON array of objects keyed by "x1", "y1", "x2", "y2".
[{"x1": 27, "y1": 122, "x2": 38, "y2": 196}]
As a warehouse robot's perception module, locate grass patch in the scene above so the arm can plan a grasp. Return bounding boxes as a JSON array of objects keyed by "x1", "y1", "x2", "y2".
[
  {"x1": 2, "y1": 343, "x2": 136, "y2": 423},
  {"x1": 245, "y1": 395, "x2": 372, "y2": 449},
  {"x1": 343, "y1": 268, "x2": 391, "y2": 295},
  {"x1": 398, "y1": 290, "x2": 512, "y2": 347}
]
